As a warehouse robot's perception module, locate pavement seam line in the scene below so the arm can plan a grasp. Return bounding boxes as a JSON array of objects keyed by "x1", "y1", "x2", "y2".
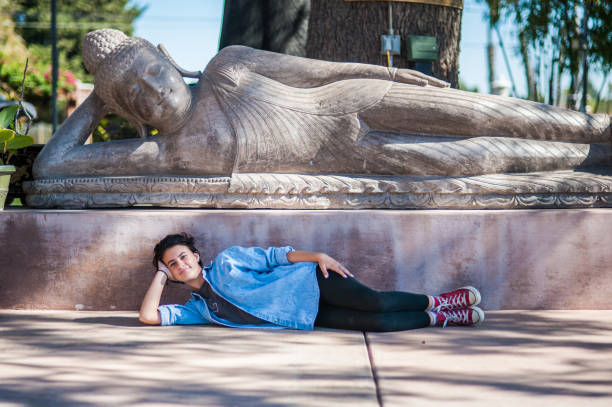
[{"x1": 363, "y1": 332, "x2": 384, "y2": 407}]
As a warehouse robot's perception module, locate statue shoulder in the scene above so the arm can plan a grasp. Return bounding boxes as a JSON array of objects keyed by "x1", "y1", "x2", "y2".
[
  {"x1": 205, "y1": 46, "x2": 255, "y2": 88},
  {"x1": 207, "y1": 45, "x2": 255, "y2": 69},
  {"x1": 217, "y1": 44, "x2": 256, "y2": 57}
]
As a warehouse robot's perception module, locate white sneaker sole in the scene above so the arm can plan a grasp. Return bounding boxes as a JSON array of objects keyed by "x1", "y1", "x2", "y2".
[
  {"x1": 460, "y1": 285, "x2": 482, "y2": 308},
  {"x1": 470, "y1": 306, "x2": 485, "y2": 327}
]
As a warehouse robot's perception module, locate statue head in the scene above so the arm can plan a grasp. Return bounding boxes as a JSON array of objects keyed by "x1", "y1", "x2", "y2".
[{"x1": 82, "y1": 29, "x2": 192, "y2": 136}]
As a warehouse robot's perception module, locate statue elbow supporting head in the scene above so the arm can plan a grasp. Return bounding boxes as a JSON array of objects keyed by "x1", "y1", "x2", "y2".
[{"x1": 82, "y1": 29, "x2": 193, "y2": 135}]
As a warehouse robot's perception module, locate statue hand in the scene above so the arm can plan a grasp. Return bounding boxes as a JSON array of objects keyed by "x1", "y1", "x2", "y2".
[{"x1": 393, "y1": 68, "x2": 450, "y2": 88}]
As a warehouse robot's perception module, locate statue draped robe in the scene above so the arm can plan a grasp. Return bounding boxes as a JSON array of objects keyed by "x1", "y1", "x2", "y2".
[
  {"x1": 205, "y1": 49, "x2": 610, "y2": 177},
  {"x1": 25, "y1": 45, "x2": 612, "y2": 209}
]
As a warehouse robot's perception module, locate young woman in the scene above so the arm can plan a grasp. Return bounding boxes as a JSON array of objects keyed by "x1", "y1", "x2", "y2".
[{"x1": 139, "y1": 234, "x2": 484, "y2": 331}]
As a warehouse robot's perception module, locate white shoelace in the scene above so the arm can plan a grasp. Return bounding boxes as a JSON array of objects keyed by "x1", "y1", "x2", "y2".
[
  {"x1": 432, "y1": 292, "x2": 468, "y2": 313},
  {"x1": 441, "y1": 309, "x2": 470, "y2": 328}
]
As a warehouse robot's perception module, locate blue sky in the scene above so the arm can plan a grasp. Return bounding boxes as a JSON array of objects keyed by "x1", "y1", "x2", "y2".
[{"x1": 132, "y1": 0, "x2": 608, "y2": 99}]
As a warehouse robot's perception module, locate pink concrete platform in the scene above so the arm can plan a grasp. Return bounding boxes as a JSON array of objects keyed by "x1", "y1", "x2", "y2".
[{"x1": 1, "y1": 208, "x2": 611, "y2": 310}]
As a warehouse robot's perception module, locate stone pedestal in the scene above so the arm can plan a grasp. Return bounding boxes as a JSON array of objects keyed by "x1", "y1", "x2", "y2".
[{"x1": 1, "y1": 209, "x2": 611, "y2": 310}]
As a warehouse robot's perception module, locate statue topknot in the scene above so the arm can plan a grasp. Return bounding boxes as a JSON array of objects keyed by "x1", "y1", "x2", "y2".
[
  {"x1": 82, "y1": 29, "x2": 128, "y2": 76},
  {"x1": 81, "y1": 29, "x2": 158, "y2": 120}
]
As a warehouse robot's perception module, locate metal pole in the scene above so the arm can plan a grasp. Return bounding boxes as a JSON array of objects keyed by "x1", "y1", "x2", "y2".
[
  {"x1": 51, "y1": 0, "x2": 58, "y2": 132},
  {"x1": 487, "y1": 22, "x2": 495, "y2": 94},
  {"x1": 388, "y1": 1, "x2": 393, "y2": 35},
  {"x1": 387, "y1": 1, "x2": 393, "y2": 67}
]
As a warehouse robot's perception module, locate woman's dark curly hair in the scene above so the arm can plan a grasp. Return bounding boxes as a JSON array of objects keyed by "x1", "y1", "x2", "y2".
[{"x1": 152, "y1": 233, "x2": 203, "y2": 268}]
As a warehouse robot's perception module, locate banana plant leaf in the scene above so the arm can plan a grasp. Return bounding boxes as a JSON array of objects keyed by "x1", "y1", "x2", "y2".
[
  {"x1": 6, "y1": 134, "x2": 33, "y2": 150},
  {"x1": 0, "y1": 105, "x2": 18, "y2": 129},
  {"x1": 0, "y1": 128, "x2": 15, "y2": 143}
]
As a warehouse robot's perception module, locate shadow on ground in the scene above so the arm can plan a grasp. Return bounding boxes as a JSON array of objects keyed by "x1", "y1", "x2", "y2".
[
  {"x1": 0, "y1": 311, "x2": 376, "y2": 407},
  {"x1": 367, "y1": 310, "x2": 612, "y2": 406}
]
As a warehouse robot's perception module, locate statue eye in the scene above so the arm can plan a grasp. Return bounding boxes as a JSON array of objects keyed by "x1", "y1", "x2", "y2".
[
  {"x1": 129, "y1": 85, "x2": 140, "y2": 99},
  {"x1": 147, "y1": 64, "x2": 161, "y2": 76}
]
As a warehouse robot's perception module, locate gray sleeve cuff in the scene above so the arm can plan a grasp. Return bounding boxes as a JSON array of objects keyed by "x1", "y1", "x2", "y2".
[{"x1": 158, "y1": 305, "x2": 171, "y2": 326}]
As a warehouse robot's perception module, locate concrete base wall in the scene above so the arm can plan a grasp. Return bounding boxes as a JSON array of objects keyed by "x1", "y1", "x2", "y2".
[{"x1": 1, "y1": 209, "x2": 611, "y2": 310}]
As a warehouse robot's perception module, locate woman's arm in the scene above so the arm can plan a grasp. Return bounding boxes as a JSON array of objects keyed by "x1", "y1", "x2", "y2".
[
  {"x1": 138, "y1": 271, "x2": 168, "y2": 325},
  {"x1": 213, "y1": 45, "x2": 449, "y2": 89},
  {"x1": 287, "y1": 250, "x2": 354, "y2": 279}
]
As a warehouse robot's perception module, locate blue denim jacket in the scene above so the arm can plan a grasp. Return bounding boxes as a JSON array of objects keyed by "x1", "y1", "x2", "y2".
[{"x1": 158, "y1": 246, "x2": 320, "y2": 330}]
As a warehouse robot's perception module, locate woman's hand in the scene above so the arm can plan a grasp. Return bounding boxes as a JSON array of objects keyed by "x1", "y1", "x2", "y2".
[
  {"x1": 314, "y1": 253, "x2": 354, "y2": 279},
  {"x1": 157, "y1": 260, "x2": 176, "y2": 281},
  {"x1": 287, "y1": 250, "x2": 354, "y2": 279}
]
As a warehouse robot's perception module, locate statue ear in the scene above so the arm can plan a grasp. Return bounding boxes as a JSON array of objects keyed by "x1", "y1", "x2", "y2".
[
  {"x1": 112, "y1": 109, "x2": 148, "y2": 139},
  {"x1": 157, "y1": 44, "x2": 202, "y2": 78},
  {"x1": 136, "y1": 122, "x2": 147, "y2": 139}
]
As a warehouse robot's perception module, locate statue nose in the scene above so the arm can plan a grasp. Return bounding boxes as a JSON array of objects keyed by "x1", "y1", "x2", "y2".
[{"x1": 140, "y1": 75, "x2": 162, "y2": 94}]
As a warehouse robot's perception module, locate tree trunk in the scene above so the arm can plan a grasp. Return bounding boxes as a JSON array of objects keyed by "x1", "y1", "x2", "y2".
[
  {"x1": 486, "y1": 0, "x2": 499, "y2": 94},
  {"x1": 513, "y1": 4, "x2": 536, "y2": 101},
  {"x1": 548, "y1": 53, "x2": 555, "y2": 105},
  {"x1": 487, "y1": 26, "x2": 495, "y2": 93},
  {"x1": 556, "y1": 52, "x2": 564, "y2": 106},
  {"x1": 519, "y1": 31, "x2": 537, "y2": 101},
  {"x1": 219, "y1": 0, "x2": 310, "y2": 56},
  {"x1": 306, "y1": 0, "x2": 462, "y2": 87},
  {"x1": 566, "y1": 3, "x2": 582, "y2": 110}
]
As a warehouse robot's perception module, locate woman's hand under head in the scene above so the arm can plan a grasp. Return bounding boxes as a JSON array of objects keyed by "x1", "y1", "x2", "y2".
[
  {"x1": 157, "y1": 260, "x2": 175, "y2": 281},
  {"x1": 286, "y1": 251, "x2": 354, "y2": 279}
]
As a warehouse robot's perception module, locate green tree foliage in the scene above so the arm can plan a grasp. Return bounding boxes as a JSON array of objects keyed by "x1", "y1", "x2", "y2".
[
  {"x1": 2, "y1": 0, "x2": 144, "y2": 129},
  {"x1": 481, "y1": 0, "x2": 611, "y2": 109},
  {"x1": 11, "y1": 0, "x2": 144, "y2": 81},
  {"x1": 0, "y1": 0, "x2": 72, "y2": 123}
]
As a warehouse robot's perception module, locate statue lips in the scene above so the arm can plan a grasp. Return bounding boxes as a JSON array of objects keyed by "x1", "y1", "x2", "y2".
[{"x1": 150, "y1": 90, "x2": 186, "y2": 123}]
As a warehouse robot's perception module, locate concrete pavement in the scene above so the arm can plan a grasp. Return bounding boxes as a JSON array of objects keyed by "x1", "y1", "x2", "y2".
[
  {"x1": 1, "y1": 310, "x2": 611, "y2": 406},
  {"x1": 368, "y1": 310, "x2": 612, "y2": 407}
]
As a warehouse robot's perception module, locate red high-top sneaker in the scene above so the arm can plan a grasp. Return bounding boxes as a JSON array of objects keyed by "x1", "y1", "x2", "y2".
[
  {"x1": 431, "y1": 307, "x2": 485, "y2": 328},
  {"x1": 432, "y1": 286, "x2": 481, "y2": 312}
]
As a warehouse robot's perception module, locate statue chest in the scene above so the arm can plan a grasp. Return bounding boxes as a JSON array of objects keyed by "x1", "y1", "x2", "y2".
[{"x1": 212, "y1": 74, "x2": 389, "y2": 173}]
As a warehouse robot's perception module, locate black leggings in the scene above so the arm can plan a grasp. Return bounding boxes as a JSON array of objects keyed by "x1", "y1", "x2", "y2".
[{"x1": 314, "y1": 268, "x2": 431, "y2": 332}]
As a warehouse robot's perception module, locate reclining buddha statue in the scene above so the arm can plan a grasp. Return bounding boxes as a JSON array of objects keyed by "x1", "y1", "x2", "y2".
[{"x1": 26, "y1": 29, "x2": 612, "y2": 209}]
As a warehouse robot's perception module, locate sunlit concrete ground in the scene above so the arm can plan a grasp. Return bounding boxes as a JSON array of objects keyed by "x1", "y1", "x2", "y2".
[{"x1": 1, "y1": 310, "x2": 611, "y2": 407}]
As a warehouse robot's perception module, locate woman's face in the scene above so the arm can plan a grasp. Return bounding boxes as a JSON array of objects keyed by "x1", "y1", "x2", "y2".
[
  {"x1": 162, "y1": 244, "x2": 202, "y2": 283},
  {"x1": 118, "y1": 47, "x2": 192, "y2": 130}
]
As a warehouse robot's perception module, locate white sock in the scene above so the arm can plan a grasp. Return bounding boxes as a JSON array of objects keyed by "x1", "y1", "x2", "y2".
[
  {"x1": 427, "y1": 311, "x2": 438, "y2": 326},
  {"x1": 427, "y1": 295, "x2": 436, "y2": 311}
]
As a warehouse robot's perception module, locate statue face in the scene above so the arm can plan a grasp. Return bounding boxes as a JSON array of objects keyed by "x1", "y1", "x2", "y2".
[{"x1": 117, "y1": 47, "x2": 192, "y2": 130}]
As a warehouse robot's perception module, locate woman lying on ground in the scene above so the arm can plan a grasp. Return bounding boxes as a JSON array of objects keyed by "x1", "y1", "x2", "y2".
[{"x1": 139, "y1": 234, "x2": 484, "y2": 331}]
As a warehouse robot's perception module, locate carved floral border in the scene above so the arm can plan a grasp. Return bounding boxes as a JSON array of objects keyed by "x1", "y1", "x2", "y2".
[{"x1": 23, "y1": 170, "x2": 612, "y2": 209}]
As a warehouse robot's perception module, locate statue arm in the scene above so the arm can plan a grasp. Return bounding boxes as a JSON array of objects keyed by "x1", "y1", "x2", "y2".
[
  {"x1": 33, "y1": 92, "x2": 162, "y2": 178},
  {"x1": 34, "y1": 92, "x2": 109, "y2": 178},
  {"x1": 214, "y1": 45, "x2": 449, "y2": 88}
]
